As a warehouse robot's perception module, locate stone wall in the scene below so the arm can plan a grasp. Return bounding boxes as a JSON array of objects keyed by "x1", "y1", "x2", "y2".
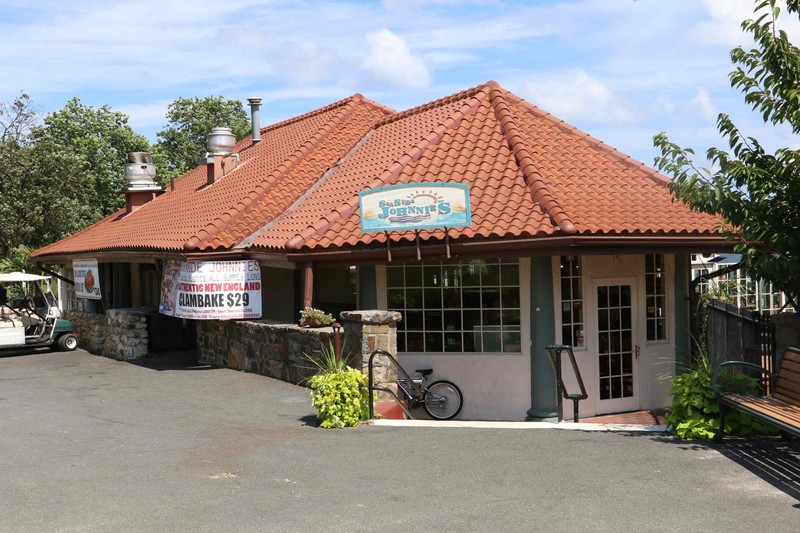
[
  {"x1": 197, "y1": 320, "x2": 335, "y2": 384},
  {"x1": 102, "y1": 309, "x2": 149, "y2": 361},
  {"x1": 66, "y1": 309, "x2": 149, "y2": 360},
  {"x1": 196, "y1": 311, "x2": 402, "y2": 396},
  {"x1": 66, "y1": 311, "x2": 105, "y2": 354}
]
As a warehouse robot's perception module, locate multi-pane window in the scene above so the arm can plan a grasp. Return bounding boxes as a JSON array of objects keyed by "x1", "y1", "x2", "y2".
[
  {"x1": 692, "y1": 268, "x2": 709, "y2": 295},
  {"x1": 758, "y1": 280, "x2": 783, "y2": 312},
  {"x1": 645, "y1": 254, "x2": 667, "y2": 341},
  {"x1": 387, "y1": 259, "x2": 521, "y2": 353},
  {"x1": 739, "y1": 277, "x2": 757, "y2": 309},
  {"x1": 560, "y1": 256, "x2": 584, "y2": 348}
]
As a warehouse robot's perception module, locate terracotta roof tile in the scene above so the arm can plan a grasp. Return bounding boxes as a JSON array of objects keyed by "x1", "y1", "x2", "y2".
[
  {"x1": 256, "y1": 82, "x2": 719, "y2": 252},
  {"x1": 33, "y1": 81, "x2": 722, "y2": 261},
  {"x1": 32, "y1": 95, "x2": 393, "y2": 258}
]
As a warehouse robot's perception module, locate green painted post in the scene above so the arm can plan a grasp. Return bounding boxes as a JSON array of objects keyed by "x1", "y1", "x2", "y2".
[
  {"x1": 673, "y1": 253, "x2": 691, "y2": 374},
  {"x1": 358, "y1": 265, "x2": 378, "y2": 309},
  {"x1": 527, "y1": 256, "x2": 559, "y2": 420}
]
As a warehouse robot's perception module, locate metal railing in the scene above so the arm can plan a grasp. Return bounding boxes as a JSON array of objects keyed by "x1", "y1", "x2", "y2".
[
  {"x1": 367, "y1": 349, "x2": 417, "y2": 420},
  {"x1": 544, "y1": 344, "x2": 588, "y2": 423}
]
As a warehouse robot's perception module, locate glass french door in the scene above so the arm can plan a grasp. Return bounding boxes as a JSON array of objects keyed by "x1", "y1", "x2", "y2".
[{"x1": 595, "y1": 279, "x2": 639, "y2": 414}]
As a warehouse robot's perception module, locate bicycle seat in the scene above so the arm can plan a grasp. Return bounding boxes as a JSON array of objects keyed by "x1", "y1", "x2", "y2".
[{"x1": 414, "y1": 368, "x2": 433, "y2": 377}]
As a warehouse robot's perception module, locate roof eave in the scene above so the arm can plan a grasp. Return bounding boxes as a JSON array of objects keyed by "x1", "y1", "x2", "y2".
[{"x1": 283, "y1": 234, "x2": 736, "y2": 264}]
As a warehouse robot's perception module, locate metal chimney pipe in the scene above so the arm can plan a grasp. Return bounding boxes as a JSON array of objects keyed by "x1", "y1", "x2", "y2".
[{"x1": 247, "y1": 97, "x2": 262, "y2": 144}]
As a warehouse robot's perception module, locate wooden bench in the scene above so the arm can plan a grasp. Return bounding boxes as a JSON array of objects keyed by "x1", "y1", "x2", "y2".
[{"x1": 712, "y1": 346, "x2": 800, "y2": 442}]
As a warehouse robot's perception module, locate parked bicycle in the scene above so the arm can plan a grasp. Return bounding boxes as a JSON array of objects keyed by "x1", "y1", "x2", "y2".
[{"x1": 397, "y1": 368, "x2": 463, "y2": 420}]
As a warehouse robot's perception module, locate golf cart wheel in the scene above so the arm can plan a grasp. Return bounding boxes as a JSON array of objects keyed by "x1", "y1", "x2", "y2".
[{"x1": 57, "y1": 334, "x2": 78, "y2": 351}]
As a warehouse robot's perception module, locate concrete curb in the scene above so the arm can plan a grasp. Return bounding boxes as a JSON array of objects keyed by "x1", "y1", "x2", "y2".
[{"x1": 372, "y1": 419, "x2": 669, "y2": 433}]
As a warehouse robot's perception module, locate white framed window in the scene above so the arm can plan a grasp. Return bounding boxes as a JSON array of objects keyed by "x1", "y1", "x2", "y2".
[
  {"x1": 645, "y1": 254, "x2": 667, "y2": 342},
  {"x1": 559, "y1": 256, "x2": 585, "y2": 348},
  {"x1": 758, "y1": 280, "x2": 784, "y2": 312},
  {"x1": 692, "y1": 267, "x2": 709, "y2": 295},
  {"x1": 387, "y1": 259, "x2": 521, "y2": 353}
]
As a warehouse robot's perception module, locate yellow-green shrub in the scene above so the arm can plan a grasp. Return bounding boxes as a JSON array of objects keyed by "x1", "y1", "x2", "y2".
[{"x1": 309, "y1": 367, "x2": 369, "y2": 429}]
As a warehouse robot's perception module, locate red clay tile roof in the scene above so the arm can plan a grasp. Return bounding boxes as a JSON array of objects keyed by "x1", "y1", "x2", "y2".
[
  {"x1": 32, "y1": 81, "x2": 722, "y2": 261},
  {"x1": 31, "y1": 95, "x2": 394, "y2": 258},
  {"x1": 254, "y1": 81, "x2": 720, "y2": 252}
]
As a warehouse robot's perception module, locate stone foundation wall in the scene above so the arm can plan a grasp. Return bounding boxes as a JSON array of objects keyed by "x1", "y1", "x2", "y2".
[
  {"x1": 66, "y1": 311, "x2": 105, "y2": 354},
  {"x1": 66, "y1": 309, "x2": 149, "y2": 360},
  {"x1": 196, "y1": 311, "x2": 402, "y2": 396},
  {"x1": 102, "y1": 309, "x2": 149, "y2": 361},
  {"x1": 197, "y1": 320, "x2": 335, "y2": 384}
]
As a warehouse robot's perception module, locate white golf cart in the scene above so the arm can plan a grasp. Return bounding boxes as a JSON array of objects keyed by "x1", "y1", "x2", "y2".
[{"x1": 0, "y1": 272, "x2": 77, "y2": 351}]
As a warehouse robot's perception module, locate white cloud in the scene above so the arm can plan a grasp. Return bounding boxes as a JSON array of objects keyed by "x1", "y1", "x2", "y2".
[
  {"x1": 523, "y1": 71, "x2": 637, "y2": 124},
  {"x1": 363, "y1": 29, "x2": 431, "y2": 88},
  {"x1": 692, "y1": 0, "x2": 800, "y2": 46},
  {"x1": 690, "y1": 88, "x2": 717, "y2": 121},
  {"x1": 116, "y1": 100, "x2": 172, "y2": 130},
  {"x1": 649, "y1": 95, "x2": 677, "y2": 116}
]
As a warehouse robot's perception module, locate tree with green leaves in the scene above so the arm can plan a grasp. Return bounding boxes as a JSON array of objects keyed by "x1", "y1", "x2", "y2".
[
  {"x1": 34, "y1": 98, "x2": 151, "y2": 218},
  {"x1": 154, "y1": 96, "x2": 250, "y2": 181},
  {"x1": 654, "y1": 0, "x2": 800, "y2": 311},
  {"x1": 0, "y1": 94, "x2": 96, "y2": 255}
]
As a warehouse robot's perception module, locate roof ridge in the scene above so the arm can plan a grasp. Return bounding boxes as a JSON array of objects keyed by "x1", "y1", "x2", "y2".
[
  {"x1": 259, "y1": 94, "x2": 365, "y2": 135},
  {"x1": 373, "y1": 82, "x2": 489, "y2": 128},
  {"x1": 486, "y1": 82, "x2": 577, "y2": 234},
  {"x1": 184, "y1": 97, "x2": 363, "y2": 251},
  {"x1": 237, "y1": 130, "x2": 376, "y2": 250},
  {"x1": 284, "y1": 87, "x2": 490, "y2": 250},
  {"x1": 504, "y1": 92, "x2": 671, "y2": 187}
]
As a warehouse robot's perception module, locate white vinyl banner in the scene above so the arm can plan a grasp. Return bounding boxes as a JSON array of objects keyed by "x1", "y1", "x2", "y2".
[
  {"x1": 72, "y1": 259, "x2": 101, "y2": 300},
  {"x1": 159, "y1": 260, "x2": 262, "y2": 320}
]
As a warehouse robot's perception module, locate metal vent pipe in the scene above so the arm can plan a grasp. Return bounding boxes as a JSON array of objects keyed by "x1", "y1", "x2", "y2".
[{"x1": 247, "y1": 97, "x2": 262, "y2": 144}]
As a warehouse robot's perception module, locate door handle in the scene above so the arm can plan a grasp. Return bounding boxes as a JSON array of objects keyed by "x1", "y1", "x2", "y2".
[{"x1": 635, "y1": 345, "x2": 640, "y2": 359}]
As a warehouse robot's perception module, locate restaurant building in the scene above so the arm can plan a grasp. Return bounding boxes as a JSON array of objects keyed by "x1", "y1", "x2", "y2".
[{"x1": 32, "y1": 82, "x2": 728, "y2": 420}]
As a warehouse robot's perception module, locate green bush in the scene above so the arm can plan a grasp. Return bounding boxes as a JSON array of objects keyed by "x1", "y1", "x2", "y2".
[
  {"x1": 309, "y1": 368, "x2": 369, "y2": 428},
  {"x1": 665, "y1": 367, "x2": 775, "y2": 440},
  {"x1": 305, "y1": 340, "x2": 368, "y2": 429}
]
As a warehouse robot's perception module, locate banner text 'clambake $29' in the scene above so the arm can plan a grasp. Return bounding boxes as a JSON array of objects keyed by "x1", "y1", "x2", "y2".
[{"x1": 159, "y1": 260, "x2": 262, "y2": 320}]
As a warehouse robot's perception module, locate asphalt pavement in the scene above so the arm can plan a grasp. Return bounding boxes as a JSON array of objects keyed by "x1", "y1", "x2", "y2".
[{"x1": 0, "y1": 349, "x2": 797, "y2": 532}]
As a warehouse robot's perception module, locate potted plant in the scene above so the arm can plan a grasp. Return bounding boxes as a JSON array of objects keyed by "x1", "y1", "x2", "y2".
[{"x1": 299, "y1": 306, "x2": 334, "y2": 328}]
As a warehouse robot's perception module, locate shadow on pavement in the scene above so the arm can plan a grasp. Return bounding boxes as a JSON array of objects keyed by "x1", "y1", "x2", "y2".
[
  {"x1": 625, "y1": 432, "x2": 800, "y2": 501},
  {"x1": 299, "y1": 414, "x2": 320, "y2": 427},
  {"x1": 713, "y1": 438, "x2": 800, "y2": 501},
  {"x1": 132, "y1": 350, "x2": 210, "y2": 371}
]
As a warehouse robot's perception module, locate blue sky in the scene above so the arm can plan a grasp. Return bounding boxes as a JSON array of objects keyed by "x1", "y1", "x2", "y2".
[{"x1": 1, "y1": 0, "x2": 798, "y2": 167}]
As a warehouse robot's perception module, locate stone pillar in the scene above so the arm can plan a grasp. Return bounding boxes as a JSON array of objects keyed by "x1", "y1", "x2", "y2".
[
  {"x1": 341, "y1": 310, "x2": 401, "y2": 398},
  {"x1": 65, "y1": 311, "x2": 106, "y2": 354},
  {"x1": 102, "y1": 309, "x2": 149, "y2": 361}
]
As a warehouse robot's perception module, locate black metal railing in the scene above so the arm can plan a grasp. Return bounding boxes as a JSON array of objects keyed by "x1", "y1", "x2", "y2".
[
  {"x1": 367, "y1": 349, "x2": 416, "y2": 420},
  {"x1": 544, "y1": 344, "x2": 588, "y2": 423}
]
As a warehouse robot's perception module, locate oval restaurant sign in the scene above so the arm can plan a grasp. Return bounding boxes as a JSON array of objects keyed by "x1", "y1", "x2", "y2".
[{"x1": 358, "y1": 182, "x2": 471, "y2": 232}]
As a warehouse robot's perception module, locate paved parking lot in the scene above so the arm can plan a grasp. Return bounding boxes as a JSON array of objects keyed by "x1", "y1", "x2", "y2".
[{"x1": 1, "y1": 349, "x2": 797, "y2": 532}]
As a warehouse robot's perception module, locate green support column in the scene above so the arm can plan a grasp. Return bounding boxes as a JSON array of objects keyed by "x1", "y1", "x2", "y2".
[
  {"x1": 358, "y1": 265, "x2": 378, "y2": 309},
  {"x1": 673, "y1": 253, "x2": 691, "y2": 373},
  {"x1": 526, "y1": 256, "x2": 559, "y2": 421}
]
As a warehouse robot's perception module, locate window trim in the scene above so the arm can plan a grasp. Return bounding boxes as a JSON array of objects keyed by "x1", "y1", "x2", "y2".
[
  {"x1": 380, "y1": 258, "x2": 529, "y2": 357},
  {"x1": 553, "y1": 255, "x2": 587, "y2": 351}
]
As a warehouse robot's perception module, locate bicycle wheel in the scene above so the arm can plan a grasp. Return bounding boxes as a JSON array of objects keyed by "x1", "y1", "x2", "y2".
[{"x1": 423, "y1": 380, "x2": 463, "y2": 420}]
